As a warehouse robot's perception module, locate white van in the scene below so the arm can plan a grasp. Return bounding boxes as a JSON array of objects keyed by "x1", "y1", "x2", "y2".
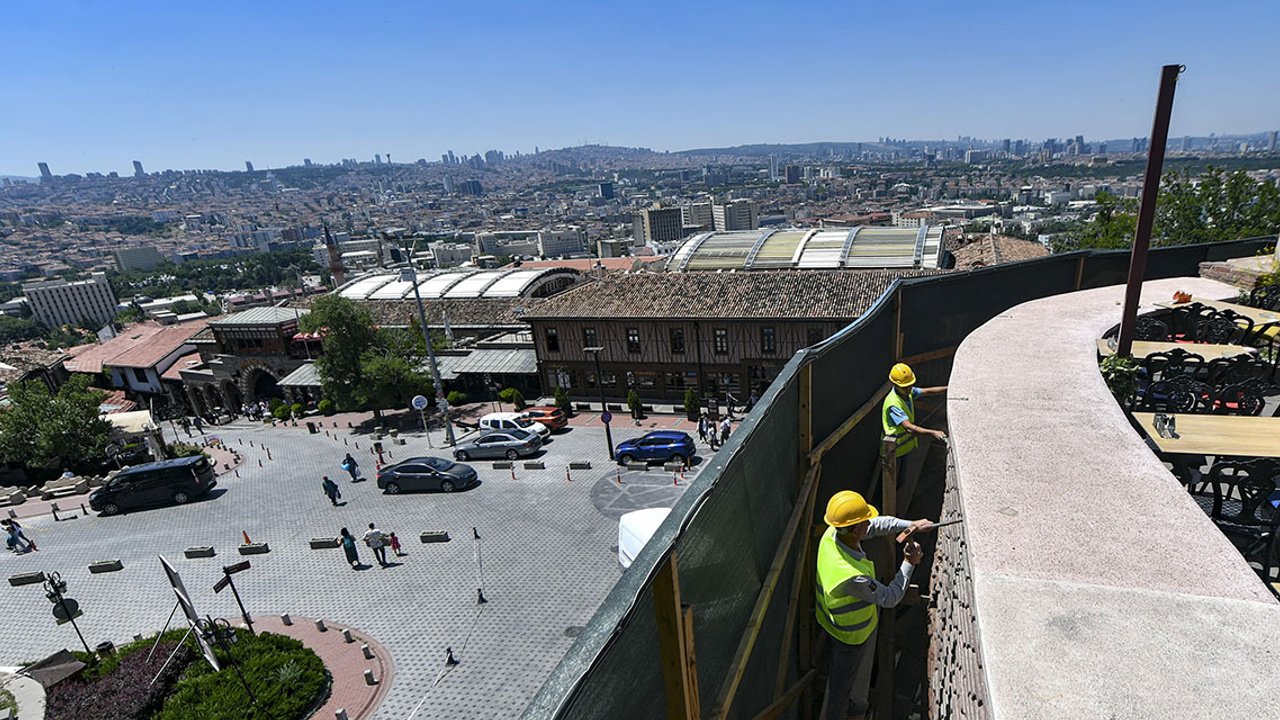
[
  {"x1": 478, "y1": 412, "x2": 551, "y2": 439},
  {"x1": 618, "y1": 507, "x2": 672, "y2": 569}
]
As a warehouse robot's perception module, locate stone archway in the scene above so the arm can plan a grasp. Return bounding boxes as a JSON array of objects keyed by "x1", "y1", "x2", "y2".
[
  {"x1": 247, "y1": 368, "x2": 283, "y2": 403},
  {"x1": 222, "y1": 382, "x2": 243, "y2": 413},
  {"x1": 187, "y1": 388, "x2": 207, "y2": 417},
  {"x1": 203, "y1": 386, "x2": 222, "y2": 415}
]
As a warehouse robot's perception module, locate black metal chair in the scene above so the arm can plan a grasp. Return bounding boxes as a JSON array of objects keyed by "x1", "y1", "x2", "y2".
[
  {"x1": 1135, "y1": 314, "x2": 1170, "y2": 341},
  {"x1": 1169, "y1": 302, "x2": 1215, "y2": 341},
  {"x1": 1137, "y1": 376, "x2": 1214, "y2": 414},
  {"x1": 1203, "y1": 460, "x2": 1280, "y2": 577},
  {"x1": 1193, "y1": 309, "x2": 1255, "y2": 345},
  {"x1": 1212, "y1": 384, "x2": 1266, "y2": 416},
  {"x1": 1142, "y1": 348, "x2": 1206, "y2": 383},
  {"x1": 1247, "y1": 284, "x2": 1280, "y2": 312}
]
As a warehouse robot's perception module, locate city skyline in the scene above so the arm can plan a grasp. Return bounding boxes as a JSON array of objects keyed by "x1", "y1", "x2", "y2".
[{"x1": 2, "y1": 0, "x2": 1278, "y2": 177}]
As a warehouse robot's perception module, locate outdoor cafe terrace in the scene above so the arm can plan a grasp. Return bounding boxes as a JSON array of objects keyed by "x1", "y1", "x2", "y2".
[{"x1": 946, "y1": 275, "x2": 1280, "y2": 718}]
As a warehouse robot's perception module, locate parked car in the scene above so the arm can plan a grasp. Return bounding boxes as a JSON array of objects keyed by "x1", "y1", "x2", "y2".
[
  {"x1": 479, "y1": 412, "x2": 551, "y2": 440},
  {"x1": 89, "y1": 456, "x2": 217, "y2": 516},
  {"x1": 454, "y1": 429, "x2": 543, "y2": 461},
  {"x1": 520, "y1": 406, "x2": 569, "y2": 432},
  {"x1": 615, "y1": 431, "x2": 696, "y2": 466},
  {"x1": 377, "y1": 456, "x2": 478, "y2": 494},
  {"x1": 618, "y1": 507, "x2": 672, "y2": 569}
]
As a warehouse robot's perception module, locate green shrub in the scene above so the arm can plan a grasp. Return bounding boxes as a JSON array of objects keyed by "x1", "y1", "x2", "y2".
[
  {"x1": 318, "y1": 399, "x2": 335, "y2": 416},
  {"x1": 1101, "y1": 354, "x2": 1140, "y2": 408},
  {"x1": 153, "y1": 630, "x2": 326, "y2": 720},
  {"x1": 165, "y1": 442, "x2": 208, "y2": 460},
  {"x1": 498, "y1": 387, "x2": 517, "y2": 404},
  {"x1": 446, "y1": 390, "x2": 468, "y2": 406},
  {"x1": 627, "y1": 389, "x2": 642, "y2": 418},
  {"x1": 272, "y1": 406, "x2": 289, "y2": 420},
  {"x1": 554, "y1": 386, "x2": 572, "y2": 414},
  {"x1": 290, "y1": 402, "x2": 304, "y2": 418},
  {"x1": 268, "y1": 398, "x2": 284, "y2": 413},
  {"x1": 683, "y1": 388, "x2": 699, "y2": 420},
  {"x1": 510, "y1": 388, "x2": 526, "y2": 410}
]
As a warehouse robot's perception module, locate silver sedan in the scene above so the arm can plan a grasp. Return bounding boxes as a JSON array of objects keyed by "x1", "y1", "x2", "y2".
[{"x1": 453, "y1": 430, "x2": 543, "y2": 461}]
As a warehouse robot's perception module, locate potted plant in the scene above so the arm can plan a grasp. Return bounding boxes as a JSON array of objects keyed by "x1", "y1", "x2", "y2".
[{"x1": 1100, "y1": 354, "x2": 1140, "y2": 408}]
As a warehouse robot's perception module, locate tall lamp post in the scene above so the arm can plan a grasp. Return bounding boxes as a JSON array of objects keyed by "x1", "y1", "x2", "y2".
[
  {"x1": 401, "y1": 268, "x2": 456, "y2": 446},
  {"x1": 584, "y1": 347, "x2": 614, "y2": 460}
]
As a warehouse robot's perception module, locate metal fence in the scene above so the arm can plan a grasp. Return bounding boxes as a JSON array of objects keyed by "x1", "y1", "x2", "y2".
[{"x1": 521, "y1": 236, "x2": 1273, "y2": 720}]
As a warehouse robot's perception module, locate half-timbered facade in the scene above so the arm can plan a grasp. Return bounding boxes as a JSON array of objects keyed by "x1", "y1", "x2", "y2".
[{"x1": 524, "y1": 269, "x2": 943, "y2": 402}]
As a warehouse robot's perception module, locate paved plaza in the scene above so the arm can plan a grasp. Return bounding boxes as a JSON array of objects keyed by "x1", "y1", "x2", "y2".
[{"x1": 0, "y1": 417, "x2": 708, "y2": 719}]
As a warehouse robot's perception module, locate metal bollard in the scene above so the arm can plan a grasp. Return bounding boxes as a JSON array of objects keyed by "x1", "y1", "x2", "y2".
[
  {"x1": 362, "y1": 644, "x2": 374, "y2": 659},
  {"x1": 315, "y1": 618, "x2": 327, "y2": 632},
  {"x1": 335, "y1": 710, "x2": 349, "y2": 720},
  {"x1": 281, "y1": 613, "x2": 293, "y2": 626},
  {"x1": 364, "y1": 668, "x2": 377, "y2": 685},
  {"x1": 342, "y1": 628, "x2": 354, "y2": 643}
]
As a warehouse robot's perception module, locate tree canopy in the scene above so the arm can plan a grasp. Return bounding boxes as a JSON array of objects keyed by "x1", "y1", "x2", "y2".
[{"x1": 0, "y1": 375, "x2": 112, "y2": 471}]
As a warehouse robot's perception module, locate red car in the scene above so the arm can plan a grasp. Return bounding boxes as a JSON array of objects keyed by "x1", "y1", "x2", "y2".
[{"x1": 521, "y1": 406, "x2": 569, "y2": 432}]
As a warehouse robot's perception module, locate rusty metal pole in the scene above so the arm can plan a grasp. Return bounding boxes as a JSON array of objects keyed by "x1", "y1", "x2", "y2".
[{"x1": 1116, "y1": 64, "x2": 1183, "y2": 358}]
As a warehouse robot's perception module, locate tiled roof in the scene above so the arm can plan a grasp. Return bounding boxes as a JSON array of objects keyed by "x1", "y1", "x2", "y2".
[
  {"x1": 523, "y1": 269, "x2": 946, "y2": 321},
  {"x1": 64, "y1": 319, "x2": 209, "y2": 373},
  {"x1": 952, "y1": 236, "x2": 1050, "y2": 269},
  {"x1": 363, "y1": 298, "x2": 530, "y2": 328},
  {"x1": 160, "y1": 351, "x2": 204, "y2": 381},
  {"x1": 279, "y1": 362, "x2": 321, "y2": 387},
  {"x1": 209, "y1": 306, "x2": 309, "y2": 327}
]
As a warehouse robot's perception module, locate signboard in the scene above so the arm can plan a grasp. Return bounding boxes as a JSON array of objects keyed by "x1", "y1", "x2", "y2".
[
  {"x1": 52, "y1": 598, "x2": 82, "y2": 624},
  {"x1": 213, "y1": 576, "x2": 231, "y2": 594},
  {"x1": 411, "y1": 395, "x2": 429, "y2": 411},
  {"x1": 600, "y1": 411, "x2": 612, "y2": 424},
  {"x1": 222, "y1": 560, "x2": 251, "y2": 575},
  {"x1": 159, "y1": 555, "x2": 220, "y2": 671}
]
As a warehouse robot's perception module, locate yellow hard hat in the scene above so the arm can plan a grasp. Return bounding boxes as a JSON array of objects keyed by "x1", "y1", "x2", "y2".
[
  {"x1": 824, "y1": 490, "x2": 879, "y2": 527},
  {"x1": 889, "y1": 363, "x2": 916, "y2": 387}
]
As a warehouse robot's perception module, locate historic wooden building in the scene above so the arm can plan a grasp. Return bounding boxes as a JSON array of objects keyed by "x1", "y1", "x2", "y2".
[{"x1": 523, "y1": 270, "x2": 942, "y2": 402}]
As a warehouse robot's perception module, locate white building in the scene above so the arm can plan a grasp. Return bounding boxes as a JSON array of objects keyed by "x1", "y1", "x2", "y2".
[
  {"x1": 433, "y1": 243, "x2": 474, "y2": 268},
  {"x1": 114, "y1": 245, "x2": 164, "y2": 272},
  {"x1": 23, "y1": 273, "x2": 118, "y2": 328},
  {"x1": 537, "y1": 227, "x2": 589, "y2": 257},
  {"x1": 713, "y1": 199, "x2": 760, "y2": 231}
]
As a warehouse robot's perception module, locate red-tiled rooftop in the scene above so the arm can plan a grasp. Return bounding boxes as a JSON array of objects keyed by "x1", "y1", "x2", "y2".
[
  {"x1": 64, "y1": 318, "x2": 210, "y2": 373},
  {"x1": 160, "y1": 351, "x2": 204, "y2": 381}
]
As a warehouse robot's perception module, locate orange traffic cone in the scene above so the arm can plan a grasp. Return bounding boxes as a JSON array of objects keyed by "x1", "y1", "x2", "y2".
[
  {"x1": 566, "y1": 466, "x2": 572, "y2": 483},
  {"x1": 510, "y1": 466, "x2": 517, "y2": 481},
  {"x1": 242, "y1": 531, "x2": 252, "y2": 545},
  {"x1": 616, "y1": 467, "x2": 623, "y2": 485},
  {"x1": 673, "y1": 470, "x2": 679, "y2": 486}
]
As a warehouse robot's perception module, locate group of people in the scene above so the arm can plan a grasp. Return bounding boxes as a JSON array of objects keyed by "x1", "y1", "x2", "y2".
[
  {"x1": 816, "y1": 361, "x2": 948, "y2": 719},
  {"x1": 339, "y1": 523, "x2": 401, "y2": 569},
  {"x1": 696, "y1": 414, "x2": 733, "y2": 449},
  {"x1": 3, "y1": 518, "x2": 37, "y2": 553},
  {"x1": 241, "y1": 401, "x2": 277, "y2": 421}
]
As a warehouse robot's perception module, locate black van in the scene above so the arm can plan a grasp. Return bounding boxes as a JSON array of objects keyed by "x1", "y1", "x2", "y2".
[{"x1": 89, "y1": 455, "x2": 218, "y2": 515}]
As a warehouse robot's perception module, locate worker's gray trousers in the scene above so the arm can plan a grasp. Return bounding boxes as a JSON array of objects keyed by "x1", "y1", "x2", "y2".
[{"x1": 819, "y1": 629, "x2": 875, "y2": 720}]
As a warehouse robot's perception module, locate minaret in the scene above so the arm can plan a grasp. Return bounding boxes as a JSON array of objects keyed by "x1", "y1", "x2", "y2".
[{"x1": 324, "y1": 224, "x2": 346, "y2": 288}]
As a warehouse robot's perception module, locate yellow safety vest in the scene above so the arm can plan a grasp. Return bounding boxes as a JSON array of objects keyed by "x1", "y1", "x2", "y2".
[
  {"x1": 814, "y1": 526, "x2": 878, "y2": 646},
  {"x1": 882, "y1": 389, "x2": 917, "y2": 457}
]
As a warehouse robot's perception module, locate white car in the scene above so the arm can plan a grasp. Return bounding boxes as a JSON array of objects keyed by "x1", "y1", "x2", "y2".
[
  {"x1": 478, "y1": 412, "x2": 550, "y2": 440},
  {"x1": 618, "y1": 508, "x2": 672, "y2": 569}
]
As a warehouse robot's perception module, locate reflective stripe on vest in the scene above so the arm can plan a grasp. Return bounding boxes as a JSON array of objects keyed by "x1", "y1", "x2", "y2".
[
  {"x1": 814, "y1": 526, "x2": 878, "y2": 645},
  {"x1": 881, "y1": 389, "x2": 917, "y2": 457}
]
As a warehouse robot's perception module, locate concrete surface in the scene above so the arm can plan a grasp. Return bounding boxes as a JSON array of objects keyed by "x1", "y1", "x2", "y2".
[
  {"x1": 0, "y1": 421, "x2": 702, "y2": 719},
  {"x1": 0, "y1": 671, "x2": 44, "y2": 720},
  {"x1": 948, "y1": 276, "x2": 1280, "y2": 718}
]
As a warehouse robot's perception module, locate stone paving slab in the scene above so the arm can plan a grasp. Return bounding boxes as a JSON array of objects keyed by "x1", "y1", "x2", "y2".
[{"x1": 0, "y1": 422, "x2": 670, "y2": 719}]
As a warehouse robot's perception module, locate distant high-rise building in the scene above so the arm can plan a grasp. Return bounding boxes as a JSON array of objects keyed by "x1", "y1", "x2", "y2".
[
  {"x1": 23, "y1": 273, "x2": 117, "y2": 328},
  {"x1": 133, "y1": 160, "x2": 145, "y2": 178},
  {"x1": 114, "y1": 245, "x2": 164, "y2": 272},
  {"x1": 375, "y1": 154, "x2": 382, "y2": 164},
  {"x1": 1181, "y1": 136, "x2": 1191, "y2": 152},
  {"x1": 682, "y1": 202, "x2": 714, "y2": 230},
  {"x1": 965, "y1": 149, "x2": 991, "y2": 164},
  {"x1": 245, "y1": 161, "x2": 255, "y2": 172},
  {"x1": 1002, "y1": 139, "x2": 1011, "y2": 154},
  {"x1": 769, "y1": 154, "x2": 778, "y2": 181},
  {"x1": 1098, "y1": 142, "x2": 1107, "y2": 155},
  {"x1": 598, "y1": 182, "x2": 614, "y2": 200},
  {"x1": 713, "y1": 199, "x2": 760, "y2": 231},
  {"x1": 784, "y1": 165, "x2": 801, "y2": 184},
  {"x1": 303, "y1": 158, "x2": 312, "y2": 167},
  {"x1": 1270, "y1": 131, "x2": 1277, "y2": 153},
  {"x1": 1014, "y1": 139, "x2": 1025, "y2": 157},
  {"x1": 443, "y1": 175, "x2": 456, "y2": 194},
  {"x1": 37, "y1": 162, "x2": 52, "y2": 182},
  {"x1": 634, "y1": 205, "x2": 685, "y2": 244},
  {"x1": 461, "y1": 179, "x2": 483, "y2": 195}
]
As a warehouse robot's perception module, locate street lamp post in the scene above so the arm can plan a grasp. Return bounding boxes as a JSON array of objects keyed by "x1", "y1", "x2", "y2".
[
  {"x1": 401, "y1": 268, "x2": 456, "y2": 446},
  {"x1": 584, "y1": 347, "x2": 614, "y2": 460}
]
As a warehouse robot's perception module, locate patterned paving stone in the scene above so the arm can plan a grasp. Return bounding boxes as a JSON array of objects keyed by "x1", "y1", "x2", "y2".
[{"x1": 0, "y1": 421, "x2": 687, "y2": 719}]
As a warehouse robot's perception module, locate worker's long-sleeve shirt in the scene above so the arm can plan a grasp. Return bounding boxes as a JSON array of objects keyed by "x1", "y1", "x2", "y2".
[{"x1": 833, "y1": 516, "x2": 915, "y2": 608}]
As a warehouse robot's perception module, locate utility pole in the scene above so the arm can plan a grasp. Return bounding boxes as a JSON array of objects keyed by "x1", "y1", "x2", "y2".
[
  {"x1": 402, "y1": 268, "x2": 456, "y2": 445},
  {"x1": 584, "y1": 347, "x2": 614, "y2": 460}
]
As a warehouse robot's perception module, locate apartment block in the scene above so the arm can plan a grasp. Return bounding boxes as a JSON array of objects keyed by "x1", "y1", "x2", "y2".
[{"x1": 23, "y1": 273, "x2": 118, "y2": 328}]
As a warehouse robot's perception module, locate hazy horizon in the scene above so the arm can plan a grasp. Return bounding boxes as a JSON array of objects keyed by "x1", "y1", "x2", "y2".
[{"x1": 3, "y1": 0, "x2": 1278, "y2": 177}]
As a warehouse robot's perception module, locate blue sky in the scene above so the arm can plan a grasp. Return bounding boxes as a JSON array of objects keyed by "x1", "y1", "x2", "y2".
[{"x1": 1, "y1": 0, "x2": 1277, "y2": 176}]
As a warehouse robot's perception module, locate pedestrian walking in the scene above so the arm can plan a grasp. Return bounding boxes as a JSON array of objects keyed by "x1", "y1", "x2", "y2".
[
  {"x1": 180, "y1": 417, "x2": 192, "y2": 437},
  {"x1": 193, "y1": 415, "x2": 205, "y2": 435},
  {"x1": 720, "y1": 417, "x2": 731, "y2": 444},
  {"x1": 389, "y1": 532, "x2": 403, "y2": 557},
  {"x1": 339, "y1": 527, "x2": 361, "y2": 569},
  {"x1": 725, "y1": 393, "x2": 738, "y2": 420},
  {"x1": 321, "y1": 475, "x2": 341, "y2": 506},
  {"x1": 746, "y1": 390, "x2": 758, "y2": 414},
  {"x1": 364, "y1": 523, "x2": 389, "y2": 567},
  {"x1": 697, "y1": 414, "x2": 709, "y2": 443},
  {"x1": 341, "y1": 453, "x2": 361, "y2": 482},
  {"x1": 815, "y1": 491, "x2": 936, "y2": 720}
]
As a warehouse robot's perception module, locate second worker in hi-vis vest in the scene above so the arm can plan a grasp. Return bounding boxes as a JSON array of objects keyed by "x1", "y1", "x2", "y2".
[{"x1": 816, "y1": 490, "x2": 935, "y2": 720}]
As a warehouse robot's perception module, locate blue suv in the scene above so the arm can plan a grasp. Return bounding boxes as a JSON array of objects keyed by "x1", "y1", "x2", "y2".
[{"x1": 616, "y1": 431, "x2": 696, "y2": 466}]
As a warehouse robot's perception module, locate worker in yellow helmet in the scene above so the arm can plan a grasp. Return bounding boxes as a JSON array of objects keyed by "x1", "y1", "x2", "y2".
[
  {"x1": 816, "y1": 490, "x2": 934, "y2": 720},
  {"x1": 882, "y1": 363, "x2": 947, "y2": 496}
]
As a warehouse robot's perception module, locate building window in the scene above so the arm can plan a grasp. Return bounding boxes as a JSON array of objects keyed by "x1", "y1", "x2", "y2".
[
  {"x1": 626, "y1": 328, "x2": 641, "y2": 353},
  {"x1": 583, "y1": 327, "x2": 598, "y2": 348},
  {"x1": 133, "y1": 368, "x2": 148, "y2": 383},
  {"x1": 669, "y1": 327, "x2": 685, "y2": 354},
  {"x1": 808, "y1": 328, "x2": 824, "y2": 345},
  {"x1": 545, "y1": 327, "x2": 560, "y2": 352},
  {"x1": 761, "y1": 327, "x2": 776, "y2": 354},
  {"x1": 601, "y1": 371, "x2": 617, "y2": 387},
  {"x1": 714, "y1": 328, "x2": 729, "y2": 355}
]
